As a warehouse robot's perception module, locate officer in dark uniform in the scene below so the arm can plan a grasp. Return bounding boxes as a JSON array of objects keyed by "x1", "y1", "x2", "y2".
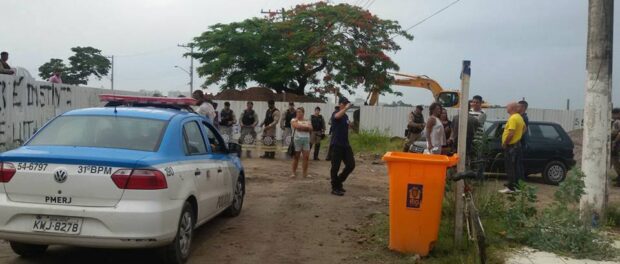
[
  {"x1": 261, "y1": 100, "x2": 280, "y2": 159},
  {"x1": 219, "y1": 102, "x2": 236, "y2": 143},
  {"x1": 239, "y1": 101, "x2": 259, "y2": 158}
]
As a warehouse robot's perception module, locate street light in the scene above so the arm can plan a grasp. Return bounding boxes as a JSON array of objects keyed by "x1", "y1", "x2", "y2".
[{"x1": 174, "y1": 65, "x2": 192, "y2": 94}]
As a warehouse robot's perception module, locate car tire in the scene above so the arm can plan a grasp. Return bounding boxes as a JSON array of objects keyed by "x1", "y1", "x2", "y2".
[
  {"x1": 543, "y1": 160, "x2": 567, "y2": 185},
  {"x1": 162, "y1": 202, "x2": 194, "y2": 264},
  {"x1": 9, "y1": 241, "x2": 48, "y2": 258},
  {"x1": 225, "y1": 175, "x2": 245, "y2": 217}
]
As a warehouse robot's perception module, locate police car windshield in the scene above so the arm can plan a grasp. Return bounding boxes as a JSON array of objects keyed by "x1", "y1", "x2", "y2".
[{"x1": 28, "y1": 116, "x2": 167, "y2": 152}]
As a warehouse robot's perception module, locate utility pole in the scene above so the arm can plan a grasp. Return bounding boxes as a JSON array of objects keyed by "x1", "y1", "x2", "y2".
[
  {"x1": 454, "y1": 60, "x2": 471, "y2": 244},
  {"x1": 178, "y1": 43, "x2": 194, "y2": 94},
  {"x1": 261, "y1": 8, "x2": 286, "y2": 21},
  {"x1": 567, "y1": 99, "x2": 570, "y2": 111},
  {"x1": 106, "y1": 55, "x2": 114, "y2": 91},
  {"x1": 581, "y1": 0, "x2": 613, "y2": 224}
]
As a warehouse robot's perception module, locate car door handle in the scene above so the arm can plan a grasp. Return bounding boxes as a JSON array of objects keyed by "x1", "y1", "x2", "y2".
[{"x1": 194, "y1": 169, "x2": 201, "y2": 176}]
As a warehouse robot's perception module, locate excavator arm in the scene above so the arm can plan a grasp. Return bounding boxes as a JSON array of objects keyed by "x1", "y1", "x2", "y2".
[
  {"x1": 367, "y1": 72, "x2": 460, "y2": 107},
  {"x1": 391, "y1": 73, "x2": 446, "y2": 98}
]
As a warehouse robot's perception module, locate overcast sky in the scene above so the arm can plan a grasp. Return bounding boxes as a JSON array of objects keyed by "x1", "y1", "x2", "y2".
[{"x1": 3, "y1": 0, "x2": 618, "y2": 109}]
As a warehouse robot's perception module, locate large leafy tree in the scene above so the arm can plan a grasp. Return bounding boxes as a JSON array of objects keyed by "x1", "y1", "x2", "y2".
[
  {"x1": 38, "y1": 58, "x2": 67, "y2": 81},
  {"x1": 38, "y1": 46, "x2": 111, "y2": 85},
  {"x1": 191, "y1": 2, "x2": 413, "y2": 98}
]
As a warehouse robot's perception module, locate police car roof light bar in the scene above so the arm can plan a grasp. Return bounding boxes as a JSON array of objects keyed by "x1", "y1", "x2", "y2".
[{"x1": 99, "y1": 94, "x2": 198, "y2": 106}]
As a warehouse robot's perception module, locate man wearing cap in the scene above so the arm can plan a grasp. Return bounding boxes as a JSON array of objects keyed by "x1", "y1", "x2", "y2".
[
  {"x1": 261, "y1": 100, "x2": 280, "y2": 159},
  {"x1": 330, "y1": 97, "x2": 355, "y2": 196}
]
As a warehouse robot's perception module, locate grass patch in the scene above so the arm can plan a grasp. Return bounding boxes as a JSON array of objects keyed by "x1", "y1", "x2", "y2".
[
  {"x1": 348, "y1": 130, "x2": 402, "y2": 155},
  {"x1": 504, "y1": 169, "x2": 617, "y2": 260},
  {"x1": 606, "y1": 202, "x2": 620, "y2": 228}
]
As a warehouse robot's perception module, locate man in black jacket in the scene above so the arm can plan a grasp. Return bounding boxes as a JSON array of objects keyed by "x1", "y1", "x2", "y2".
[{"x1": 310, "y1": 106, "x2": 326, "y2": 161}]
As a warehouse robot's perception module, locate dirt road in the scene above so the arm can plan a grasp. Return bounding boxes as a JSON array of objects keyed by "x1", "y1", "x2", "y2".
[
  {"x1": 2, "y1": 157, "x2": 619, "y2": 264},
  {"x1": 0, "y1": 157, "x2": 391, "y2": 264}
]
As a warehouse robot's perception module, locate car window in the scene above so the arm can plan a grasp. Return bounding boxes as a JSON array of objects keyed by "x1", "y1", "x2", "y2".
[
  {"x1": 183, "y1": 121, "x2": 207, "y2": 155},
  {"x1": 494, "y1": 123, "x2": 505, "y2": 138},
  {"x1": 28, "y1": 116, "x2": 166, "y2": 151},
  {"x1": 202, "y1": 121, "x2": 227, "y2": 154},
  {"x1": 529, "y1": 124, "x2": 562, "y2": 142}
]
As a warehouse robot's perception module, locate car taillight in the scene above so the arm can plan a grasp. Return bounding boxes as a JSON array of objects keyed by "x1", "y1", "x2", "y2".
[
  {"x1": 111, "y1": 169, "x2": 167, "y2": 190},
  {"x1": 0, "y1": 162, "x2": 16, "y2": 183}
]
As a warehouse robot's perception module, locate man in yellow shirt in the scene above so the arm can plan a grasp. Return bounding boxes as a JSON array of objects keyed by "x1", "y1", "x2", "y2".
[{"x1": 500, "y1": 102, "x2": 526, "y2": 193}]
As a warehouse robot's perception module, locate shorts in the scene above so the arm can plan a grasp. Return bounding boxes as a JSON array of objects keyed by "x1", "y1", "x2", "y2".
[{"x1": 293, "y1": 137, "x2": 310, "y2": 152}]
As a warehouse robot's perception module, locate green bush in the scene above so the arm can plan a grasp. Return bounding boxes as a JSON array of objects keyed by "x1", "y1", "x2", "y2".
[
  {"x1": 504, "y1": 169, "x2": 617, "y2": 260},
  {"x1": 348, "y1": 130, "x2": 402, "y2": 155}
]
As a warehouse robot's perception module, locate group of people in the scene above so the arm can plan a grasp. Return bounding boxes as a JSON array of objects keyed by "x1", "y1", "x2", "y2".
[
  {"x1": 403, "y1": 95, "x2": 531, "y2": 194},
  {"x1": 190, "y1": 91, "x2": 356, "y2": 196},
  {"x1": 403, "y1": 95, "x2": 487, "y2": 155}
]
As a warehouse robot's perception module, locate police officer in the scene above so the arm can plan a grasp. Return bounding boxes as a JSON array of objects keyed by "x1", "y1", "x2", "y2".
[
  {"x1": 281, "y1": 102, "x2": 296, "y2": 146},
  {"x1": 404, "y1": 105, "x2": 425, "y2": 152},
  {"x1": 261, "y1": 100, "x2": 281, "y2": 159},
  {"x1": 219, "y1": 102, "x2": 236, "y2": 143},
  {"x1": 310, "y1": 106, "x2": 326, "y2": 161},
  {"x1": 239, "y1": 101, "x2": 259, "y2": 158}
]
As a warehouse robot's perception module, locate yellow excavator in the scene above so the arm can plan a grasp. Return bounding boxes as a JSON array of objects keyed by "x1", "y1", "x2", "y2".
[{"x1": 366, "y1": 72, "x2": 463, "y2": 108}]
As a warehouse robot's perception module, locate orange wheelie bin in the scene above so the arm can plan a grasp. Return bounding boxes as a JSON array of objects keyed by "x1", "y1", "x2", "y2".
[{"x1": 382, "y1": 152, "x2": 459, "y2": 256}]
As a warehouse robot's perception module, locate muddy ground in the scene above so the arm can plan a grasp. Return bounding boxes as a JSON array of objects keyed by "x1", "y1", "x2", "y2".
[{"x1": 1, "y1": 156, "x2": 619, "y2": 264}]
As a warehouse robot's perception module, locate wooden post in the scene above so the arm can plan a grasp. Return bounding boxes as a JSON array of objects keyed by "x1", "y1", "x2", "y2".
[
  {"x1": 581, "y1": 0, "x2": 613, "y2": 224},
  {"x1": 454, "y1": 60, "x2": 470, "y2": 244}
]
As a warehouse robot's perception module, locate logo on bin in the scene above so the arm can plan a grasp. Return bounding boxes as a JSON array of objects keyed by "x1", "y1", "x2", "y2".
[{"x1": 407, "y1": 184, "x2": 423, "y2": 209}]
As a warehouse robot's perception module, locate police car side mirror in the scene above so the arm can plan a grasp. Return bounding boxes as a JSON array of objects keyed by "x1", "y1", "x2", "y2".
[{"x1": 228, "y1": 142, "x2": 242, "y2": 158}]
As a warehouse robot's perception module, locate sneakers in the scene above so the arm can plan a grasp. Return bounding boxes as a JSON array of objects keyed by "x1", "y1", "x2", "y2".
[
  {"x1": 498, "y1": 188, "x2": 515, "y2": 194},
  {"x1": 339, "y1": 188, "x2": 347, "y2": 193},
  {"x1": 331, "y1": 189, "x2": 344, "y2": 196}
]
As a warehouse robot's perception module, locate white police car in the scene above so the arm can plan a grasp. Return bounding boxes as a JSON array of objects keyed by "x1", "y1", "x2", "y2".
[{"x1": 0, "y1": 95, "x2": 245, "y2": 264}]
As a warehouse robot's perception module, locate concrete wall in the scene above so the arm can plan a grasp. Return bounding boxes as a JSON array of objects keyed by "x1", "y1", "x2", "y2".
[
  {"x1": 360, "y1": 105, "x2": 584, "y2": 138},
  {"x1": 0, "y1": 73, "x2": 139, "y2": 149}
]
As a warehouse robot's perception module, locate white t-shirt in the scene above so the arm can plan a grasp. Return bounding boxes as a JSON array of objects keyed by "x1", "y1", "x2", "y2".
[
  {"x1": 196, "y1": 102, "x2": 216, "y2": 123},
  {"x1": 292, "y1": 118, "x2": 311, "y2": 138}
]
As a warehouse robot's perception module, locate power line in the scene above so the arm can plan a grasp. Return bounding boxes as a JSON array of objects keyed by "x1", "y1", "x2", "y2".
[
  {"x1": 401, "y1": 0, "x2": 462, "y2": 33},
  {"x1": 363, "y1": 0, "x2": 376, "y2": 9}
]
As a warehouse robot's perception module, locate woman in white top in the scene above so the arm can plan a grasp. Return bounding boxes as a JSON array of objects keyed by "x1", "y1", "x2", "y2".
[
  {"x1": 426, "y1": 102, "x2": 446, "y2": 154},
  {"x1": 291, "y1": 107, "x2": 313, "y2": 178}
]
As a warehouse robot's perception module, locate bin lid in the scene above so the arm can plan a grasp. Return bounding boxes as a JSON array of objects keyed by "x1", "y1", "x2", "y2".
[{"x1": 382, "y1": 152, "x2": 459, "y2": 166}]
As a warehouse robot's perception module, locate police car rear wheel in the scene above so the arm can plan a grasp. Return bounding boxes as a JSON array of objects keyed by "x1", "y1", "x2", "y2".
[
  {"x1": 9, "y1": 241, "x2": 48, "y2": 258},
  {"x1": 162, "y1": 202, "x2": 194, "y2": 264}
]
